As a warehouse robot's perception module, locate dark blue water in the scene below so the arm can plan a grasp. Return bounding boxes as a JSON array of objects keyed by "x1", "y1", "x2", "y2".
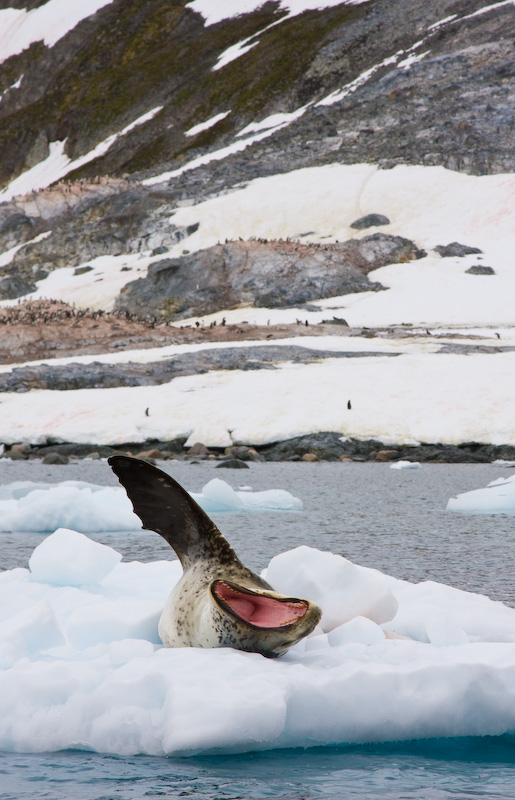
[
  {"x1": 3, "y1": 738, "x2": 515, "y2": 799},
  {"x1": 1, "y1": 461, "x2": 515, "y2": 797}
]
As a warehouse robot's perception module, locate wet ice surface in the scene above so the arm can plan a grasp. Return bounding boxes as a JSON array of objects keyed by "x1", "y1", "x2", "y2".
[{"x1": 1, "y1": 460, "x2": 514, "y2": 605}]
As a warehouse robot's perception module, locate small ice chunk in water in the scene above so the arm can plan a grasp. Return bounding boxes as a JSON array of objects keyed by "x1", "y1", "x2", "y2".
[
  {"x1": 29, "y1": 528, "x2": 122, "y2": 585},
  {"x1": 447, "y1": 472, "x2": 515, "y2": 515},
  {"x1": 390, "y1": 461, "x2": 420, "y2": 470},
  {"x1": 193, "y1": 478, "x2": 244, "y2": 511}
]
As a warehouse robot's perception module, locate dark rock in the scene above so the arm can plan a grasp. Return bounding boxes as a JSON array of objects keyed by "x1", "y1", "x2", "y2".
[
  {"x1": 434, "y1": 243, "x2": 483, "y2": 257},
  {"x1": 115, "y1": 236, "x2": 427, "y2": 320},
  {"x1": 135, "y1": 448, "x2": 164, "y2": 459},
  {"x1": 375, "y1": 449, "x2": 399, "y2": 461},
  {"x1": 42, "y1": 452, "x2": 69, "y2": 464},
  {"x1": 355, "y1": 234, "x2": 426, "y2": 265},
  {"x1": 225, "y1": 445, "x2": 263, "y2": 461},
  {"x1": 350, "y1": 214, "x2": 390, "y2": 230},
  {"x1": 8, "y1": 450, "x2": 29, "y2": 460},
  {"x1": 187, "y1": 442, "x2": 210, "y2": 456},
  {"x1": 465, "y1": 266, "x2": 495, "y2": 275},
  {"x1": 322, "y1": 317, "x2": 349, "y2": 326},
  {"x1": 260, "y1": 432, "x2": 353, "y2": 462},
  {"x1": 73, "y1": 266, "x2": 94, "y2": 276},
  {"x1": 215, "y1": 459, "x2": 249, "y2": 469},
  {"x1": 0, "y1": 275, "x2": 36, "y2": 299},
  {"x1": 0, "y1": 346, "x2": 399, "y2": 393}
]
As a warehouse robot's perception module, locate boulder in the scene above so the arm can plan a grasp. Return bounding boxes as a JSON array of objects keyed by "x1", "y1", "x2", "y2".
[
  {"x1": 465, "y1": 266, "x2": 495, "y2": 275},
  {"x1": 216, "y1": 459, "x2": 249, "y2": 469},
  {"x1": 350, "y1": 213, "x2": 390, "y2": 229},
  {"x1": 114, "y1": 235, "x2": 425, "y2": 321},
  {"x1": 434, "y1": 242, "x2": 482, "y2": 257},
  {"x1": 42, "y1": 452, "x2": 69, "y2": 465}
]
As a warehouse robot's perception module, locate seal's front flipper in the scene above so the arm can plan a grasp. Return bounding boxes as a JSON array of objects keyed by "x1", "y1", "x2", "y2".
[{"x1": 108, "y1": 455, "x2": 238, "y2": 569}]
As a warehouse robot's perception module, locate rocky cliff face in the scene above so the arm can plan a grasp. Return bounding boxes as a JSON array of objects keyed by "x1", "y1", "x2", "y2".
[{"x1": 0, "y1": 0, "x2": 513, "y2": 312}]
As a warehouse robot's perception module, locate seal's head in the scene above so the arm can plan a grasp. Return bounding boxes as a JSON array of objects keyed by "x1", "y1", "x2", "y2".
[{"x1": 109, "y1": 455, "x2": 321, "y2": 657}]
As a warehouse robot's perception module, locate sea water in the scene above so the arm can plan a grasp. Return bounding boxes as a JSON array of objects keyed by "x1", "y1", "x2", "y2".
[{"x1": 1, "y1": 460, "x2": 515, "y2": 798}]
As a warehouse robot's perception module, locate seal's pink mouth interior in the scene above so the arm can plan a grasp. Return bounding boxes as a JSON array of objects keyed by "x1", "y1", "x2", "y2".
[{"x1": 213, "y1": 581, "x2": 307, "y2": 628}]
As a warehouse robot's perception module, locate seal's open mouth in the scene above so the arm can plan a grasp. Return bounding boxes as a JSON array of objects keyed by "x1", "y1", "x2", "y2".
[{"x1": 212, "y1": 580, "x2": 308, "y2": 629}]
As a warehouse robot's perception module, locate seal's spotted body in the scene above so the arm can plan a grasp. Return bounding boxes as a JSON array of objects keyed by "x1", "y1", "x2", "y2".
[{"x1": 108, "y1": 456, "x2": 321, "y2": 658}]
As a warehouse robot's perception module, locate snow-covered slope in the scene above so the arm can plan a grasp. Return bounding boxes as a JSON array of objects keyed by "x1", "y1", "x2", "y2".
[{"x1": 0, "y1": 0, "x2": 513, "y2": 451}]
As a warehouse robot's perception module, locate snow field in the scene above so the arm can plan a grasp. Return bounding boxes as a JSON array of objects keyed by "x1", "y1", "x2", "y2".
[
  {"x1": 3, "y1": 532, "x2": 515, "y2": 755},
  {"x1": 0, "y1": 350, "x2": 514, "y2": 448}
]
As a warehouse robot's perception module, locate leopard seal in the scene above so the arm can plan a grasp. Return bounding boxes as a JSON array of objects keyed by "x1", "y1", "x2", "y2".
[{"x1": 108, "y1": 455, "x2": 321, "y2": 658}]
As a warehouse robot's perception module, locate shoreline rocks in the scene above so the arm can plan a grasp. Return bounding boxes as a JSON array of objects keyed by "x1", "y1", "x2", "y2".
[{"x1": 3, "y1": 434, "x2": 515, "y2": 465}]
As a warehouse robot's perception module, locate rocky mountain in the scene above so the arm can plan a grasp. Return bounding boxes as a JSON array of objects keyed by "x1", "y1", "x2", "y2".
[{"x1": 0, "y1": 0, "x2": 513, "y2": 311}]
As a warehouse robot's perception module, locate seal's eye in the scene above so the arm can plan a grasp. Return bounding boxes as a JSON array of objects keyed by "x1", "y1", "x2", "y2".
[{"x1": 212, "y1": 580, "x2": 307, "y2": 628}]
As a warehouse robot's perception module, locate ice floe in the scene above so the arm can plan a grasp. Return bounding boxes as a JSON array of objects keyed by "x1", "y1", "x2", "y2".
[
  {"x1": 0, "y1": 478, "x2": 302, "y2": 532},
  {"x1": 2, "y1": 534, "x2": 515, "y2": 755},
  {"x1": 447, "y1": 472, "x2": 515, "y2": 515}
]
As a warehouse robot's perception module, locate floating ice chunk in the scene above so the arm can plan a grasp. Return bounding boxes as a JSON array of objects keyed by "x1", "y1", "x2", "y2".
[
  {"x1": 390, "y1": 460, "x2": 421, "y2": 470},
  {"x1": 0, "y1": 478, "x2": 302, "y2": 532},
  {"x1": 192, "y1": 478, "x2": 244, "y2": 511},
  {"x1": 0, "y1": 481, "x2": 138, "y2": 532},
  {"x1": 447, "y1": 472, "x2": 515, "y2": 515},
  {"x1": 29, "y1": 528, "x2": 122, "y2": 585},
  {"x1": 4, "y1": 536, "x2": 515, "y2": 755},
  {"x1": 264, "y1": 545, "x2": 398, "y2": 631},
  {"x1": 192, "y1": 478, "x2": 302, "y2": 511}
]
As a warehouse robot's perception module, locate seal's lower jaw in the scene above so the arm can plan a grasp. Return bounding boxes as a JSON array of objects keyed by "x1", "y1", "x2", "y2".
[{"x1": 212, "y1": 580, "x2": 308, "y2": 629}]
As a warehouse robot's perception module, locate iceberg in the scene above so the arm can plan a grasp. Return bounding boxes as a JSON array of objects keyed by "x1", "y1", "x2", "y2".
[
  {"x1": 447, "y1": 472, "x2": 515, "y2": 515},
  {"x1": 1, "y1": 533, "x2": 515, "y2": 755},
  {"x1": 0, "y1": 478, "x2": 302, "y2": 532}
]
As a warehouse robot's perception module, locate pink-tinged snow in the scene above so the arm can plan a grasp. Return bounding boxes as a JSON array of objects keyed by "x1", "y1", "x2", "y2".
[
  {"x1": 0, "y1": 0, "x2": 115, "y2": 65},
  {"x1": 2, "y1": 533, "x2": 515, "y2": 755}
]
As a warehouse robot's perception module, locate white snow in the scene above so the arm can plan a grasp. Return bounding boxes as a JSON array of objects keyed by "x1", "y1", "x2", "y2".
[
  {"x1": 2, "y1": 536, "x2": 515, "y2": 754},
  {"x1": 0, "y1": 0, "x2": 115, "y2": 65},
  {"x1": 1, "y1": 351, "x2": 514, "y2": 448},
  {"x1": 0, "y1": 107, "x2": 162, "y2": 202},
  {"x1": 1, "y1": 161, "x2": 515, "y2": 449},
  {"x1": 166, "y1": 164, "x2": 515, "y2": 328},
  {"x1": 390, "y1": 461, "x2": 421, "y2": 470},
  {"x1": 0, "y1": 478, "x2": 302, "y2": 532},
  {"x1": 236, "y1": 106, "x2": 309, "y2": 136},
  {"x1": 185, "y1": 111, "x2": 231, "y2": 136},
  {"x1": 447, "y1": 472, "x2": 515, "y2": 515},
  {"x1": 187, "y1": 0, "x2": 372, "y2": 27},
  {"x1": 6, "y1": 162, "x2": 514, "y2": 327}
]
